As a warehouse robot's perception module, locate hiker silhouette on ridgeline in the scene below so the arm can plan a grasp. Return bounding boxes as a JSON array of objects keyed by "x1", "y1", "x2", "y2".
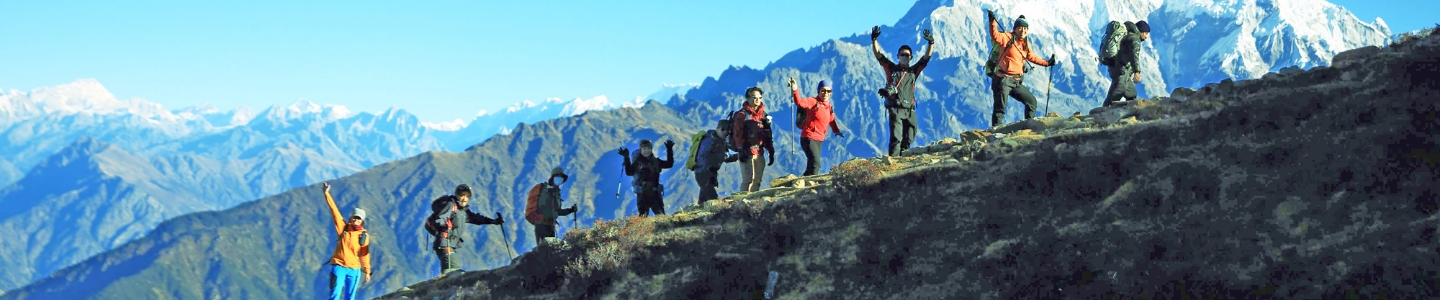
[
  {"x1": 423, "y1": 184, "x2": 502, "y2": 275},
  {"x1": 986, "y1": 10, "x2": 1058, "y2": 128},
  {"x1": 1100, "y1": 20, "x2": 1151, "y2": 107},
  {"x1": 321, "y1": 182, "x2": 372, "y2": 300},
  {"x1": 788, "y1": 77, "x2": 845, "y2": 176},
  {"x1": 523, "y1": 167, "x2": 578, "y2": 245},
  {"x1": 688, "y1": 119, "x2": 741, "y2": 202},
  {"x1": 620, "y1": 140, "x2": 675, "y2": 216},
  {"x1": 871, "y1": 25, "x2": 934, "y2": 156},
  {"x1": 731, "y1": 87, "x2": 775, "y2": 192}
]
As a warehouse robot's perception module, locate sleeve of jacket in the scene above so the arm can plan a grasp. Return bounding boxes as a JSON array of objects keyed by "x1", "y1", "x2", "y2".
[
  {"x1": 359, "y1": 233, "x2": 372, "y2": 275},
  {"x1": 660, "y1": 148, "x2": 675, "y2": 169},
  {"x1": 324, "y1": 191, "x2": 344, "y2": 235},
  {"x1": 989, "y1": 18, "x2": 1005, "y2": 45},
  {"x1": 1127, "y1": 35, "x2": 1143, "y2": 73},
  {"x1": 623, "y1": 153, "x2": 636, "y2": 176},
  {"x1": 1024, "y1": 42, "x2": 1051, "y2": 66},
  {"x1": 464, "y1": 208, "x2": 497, "y2": 225},
  {"x1": 793, "y1": 89, "x2": 816, "y2": 111}
]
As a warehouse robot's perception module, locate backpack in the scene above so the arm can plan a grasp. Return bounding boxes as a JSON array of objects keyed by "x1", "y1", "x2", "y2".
[
  {"x1": 685, "y1": 130, "x2": 707, "y2": 171},
  {"x1": 423, "y1": 195, "x2": 457, "y2": 237},
  {"x1": 985, "y1": 24, "x2": 1016, "y2": 78},
  {"x1": 524, "y1": 183, "x2": 547, "y2": 225},
  {"x1": 729, "y1": 109, "x2": 769, "y2": 150},
  {"x1": 1099, "y1": 21, "x2": 1131, "y2": 67}
]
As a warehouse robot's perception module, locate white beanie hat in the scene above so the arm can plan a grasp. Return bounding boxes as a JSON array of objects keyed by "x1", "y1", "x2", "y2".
[{"x1": 351, "y1": 207, "x2": 367, "y2": 221}]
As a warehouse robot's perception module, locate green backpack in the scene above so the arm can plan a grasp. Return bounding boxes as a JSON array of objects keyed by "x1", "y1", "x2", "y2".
[
  {"x1": 684, "y1": 130, "x2": 707, "y2": 170},
  {"x1": 1099, "y1": 21, "x2": 1132, "y2": 67}
]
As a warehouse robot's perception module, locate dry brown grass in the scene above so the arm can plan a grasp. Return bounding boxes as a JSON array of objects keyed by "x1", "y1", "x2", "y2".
[{"x1": 831, "y1": 159, "x2": 886, "y2": 188}]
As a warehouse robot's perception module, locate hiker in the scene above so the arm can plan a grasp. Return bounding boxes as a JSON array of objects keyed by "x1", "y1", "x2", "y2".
[
  {"x1": 692, "y1": 120, "x2": 741, "y2": 201},
  {"x1": 619, "y1": 140, "x2": 675, "y2": 216},
  {"x1": 427, "y1": 184, "x2": 502, "y2": 274},
  {"x1": 731, "y1": 87, "x2": 775, "y2": 192},
  {"x1": 1102, "y1": 20, "x2": 1151, "y2": 106},
  {"x1": 788, "y1": 77, "x2": 845, "y2": 176},
  {"x1": 321, "y1": 182, "x2": 372, "y2": 300},
  {"x1": 871, "y1": 25, "x2": 934, "y2": 156},
  {"x1": 527, "y1": 167, "x2": 578, "y2": 245},
  {"x1": 987, "y1": 10, "x2": 1058, "y2": 128}
]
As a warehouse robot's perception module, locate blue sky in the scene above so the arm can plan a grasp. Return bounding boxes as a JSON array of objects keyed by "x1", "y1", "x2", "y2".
[{"x1": 0, "y1": 1, "x2": 1430, "y2": 123}]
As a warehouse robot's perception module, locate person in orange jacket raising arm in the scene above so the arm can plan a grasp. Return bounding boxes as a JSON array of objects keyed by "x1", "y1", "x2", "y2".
[
  {"x1": 987, "y1": 10, "x2": 1058, "y2": 128},
  {"x1": 322, "y1": 182, "x2": 371, "y2": 300}
]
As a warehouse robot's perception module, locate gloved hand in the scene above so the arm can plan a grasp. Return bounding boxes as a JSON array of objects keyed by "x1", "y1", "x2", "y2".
[
  {"x1": 986, "y1": 9, "x2": 996, "y2": 22},
  {"x1": 768, "y1": 151, "x2": 775, "y2": 166},
  {"x1": 618, "y1": 147, "x2": 629, "y2": 157},
  {"x1": 871, "y1": 26, "x2": 881, "y2": 40},
  {"x1": 923, "y1": 29, "x2": 934, "y2": 44},
  {"x1": 493, "y1": 212, "x2": 504, "y2": 225},
  {"x1": 664, "y1": 139, "x2": 675, "y2": 150},
  {"x1": 787, "y1": 77, "x2": 798, "y2": 91},
  {"x1": 570, "y1": 204, "x2": 578, "y2": 213},
  {"x1": 321, "y1": 182, "x2": 330, "y2": 193},
  {"x1": 1047, "y1": 55, "x2": 1058, "y2": 67},
  {"x1": 836, "y1": 130, "x2": 845, "y2": 138}
]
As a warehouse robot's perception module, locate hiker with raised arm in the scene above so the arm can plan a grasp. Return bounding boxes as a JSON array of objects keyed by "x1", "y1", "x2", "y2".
[
  {"x1": 731, "y1": 87, "x2": 775, "y2": 192},
  {"x1": 524, "y1": 167, "x2": 577, "y2": 245},
  {"x1": 1100, "y1": 20, "x2": 1151, "y2": 107},
  {"x1": 423, "y1": 184, "x2": 502, "y2": 275},
  {"x1": 321, "y1": 182, "x2": 372, "y2": 300},
  {"x1": 986, "y1": 10, "x2": 1058, "y2": 128},
  {"x1": 620, "y1": 140, "x2": 675, "y2": 216},
  {"x1": 872, "y1": 25, "x2": 934, "y2": 156},
  {"x1": 789, "y1": 78, "x2": 845, "y2": 176}
]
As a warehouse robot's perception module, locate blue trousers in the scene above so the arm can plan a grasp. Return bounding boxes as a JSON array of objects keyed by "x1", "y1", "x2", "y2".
[{"x1": 329, "y1": 264, "x2": 361, "y2": 300}]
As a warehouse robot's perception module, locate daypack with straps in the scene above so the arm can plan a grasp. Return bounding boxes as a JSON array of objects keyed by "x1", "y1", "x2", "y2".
[
  {"x1": 424, "y1": 195, "x2": 457, "y2": 237},
  {"x1": 685, "y1": 130, "x2": 707, "y2": 171},
  {"x1": 524, "y1": 183, "x2": 548, "y2": 225},
  {"x1": 1099, "y1": 21, "x2": 1132, "y2": 67},
  {"x1": 729, "y1": 108, "x2": 770, "y2": 151}
]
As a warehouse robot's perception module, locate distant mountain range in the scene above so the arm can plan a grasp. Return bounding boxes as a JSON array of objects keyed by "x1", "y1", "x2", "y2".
[{"x1": 0, "y1": 0, "x2": 1392, "y2": 297}]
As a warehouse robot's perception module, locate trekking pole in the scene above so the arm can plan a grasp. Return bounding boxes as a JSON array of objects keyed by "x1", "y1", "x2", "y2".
[
  {"x1": 1045, "y1": 53, "x2": 1055, "y2": 117},
  {"x1": 496, "y1": 212, "x2": 515, "y2": 261}
]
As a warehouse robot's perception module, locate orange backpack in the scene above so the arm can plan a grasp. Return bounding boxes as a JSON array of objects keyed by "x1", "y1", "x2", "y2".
[{"x1": 524, "y1": 183, "x2": 546, "y2": 225}]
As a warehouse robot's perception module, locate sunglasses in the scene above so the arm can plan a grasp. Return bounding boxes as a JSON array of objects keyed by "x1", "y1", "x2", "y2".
[
  {"x1": 899, "y1": 53, "x2": 912, "y2": 58},
  {"x1": 818, "y1": 89, "x2": 833, "y2": 94}
]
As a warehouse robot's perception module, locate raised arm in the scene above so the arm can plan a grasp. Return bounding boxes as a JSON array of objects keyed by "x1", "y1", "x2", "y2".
[
  {"x1": 871, "y1": 26, "x2": 892, "y2": 69},
  {"x1": 323, "y1": 183, "x2": 343, "y2": 235},
  {"x1": 988, "y1": 10, "x2": 1006, "y2": 45}
]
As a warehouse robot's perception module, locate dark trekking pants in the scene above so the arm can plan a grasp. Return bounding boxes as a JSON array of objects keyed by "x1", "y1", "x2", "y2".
[
  {"x1": 887, "y1": 107, "x2": 918, "y2": 156},
  {"x1": 534, "y1": 223, "x2": 556, "y2": 246},
  {"x1": 696, "y1": 171, "x2": 719, "y2": 201},
  {"x1": 991, "y1": 75, "x2": 1039, "y2": 128},
  {"x1": 434, "y1": 246, "x2": 455, "y2": 273},
  {"x1": 1104, "y1": 67, "x2": 1138, "y2": 106},
  {"x1": 801, "y1": 137, "x2": 823, "y2": 175},
  {"x1": 636, "y1": 189, "x2": 665, "y2": 217}
]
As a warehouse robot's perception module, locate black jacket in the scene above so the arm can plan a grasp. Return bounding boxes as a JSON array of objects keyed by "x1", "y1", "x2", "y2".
[
  {"x1": 624, "y1": 150, "x2": 674, "y2": 190},
  {"x1": 431, "y1": 195, "x2": 499, "y2": 249}
]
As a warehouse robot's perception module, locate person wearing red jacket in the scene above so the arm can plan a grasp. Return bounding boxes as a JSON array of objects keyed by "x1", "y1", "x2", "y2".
[
  {"x1": 788, "y1": 78, "x2": 845, "y2": 176},
  {"x1": 987, "y1": 11, "x2": 1058, "y2": 128},
  {"x1": 731, "y1": 87, "x2": 774, "y2": 192}
]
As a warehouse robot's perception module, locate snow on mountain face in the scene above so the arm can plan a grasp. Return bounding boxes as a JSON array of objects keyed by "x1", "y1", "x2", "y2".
[{"x1": 0, "y1": 79, "x2": 195, "y2": 125}]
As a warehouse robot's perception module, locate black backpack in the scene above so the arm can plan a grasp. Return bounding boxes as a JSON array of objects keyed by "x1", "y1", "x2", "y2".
[
  {"x1": 423, "y1": 195, "x2": 457, "y2": 237},
  {"x1": 729, "y1": 109, "x2": 770, "y2": 149}
]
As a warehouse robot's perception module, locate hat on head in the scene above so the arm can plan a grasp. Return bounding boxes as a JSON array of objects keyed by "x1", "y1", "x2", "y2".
[
  {"x1": 818, "y1": 80, "x2": 831, "y2": 90},
  {"x1": 1014, "y1": 15, "x2": 1029, "y2": 28},
  {"x1": 551, "y1": 167, "x2": 569, "y2": 181},
  {"x1": 1135, "y1": 20, "x2": 1151, "y2": 33},
  {"x1": 351, "y1": 207, "x2": 367, "y2": 221}
]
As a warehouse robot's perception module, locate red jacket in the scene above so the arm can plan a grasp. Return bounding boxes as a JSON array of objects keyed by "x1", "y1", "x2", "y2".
[
  {"x1": 793, "y1": 89, "x2": 841, "y2": 142},
  {"x1": 731, "y1": 103, "x2": 768, "y2": 156}
]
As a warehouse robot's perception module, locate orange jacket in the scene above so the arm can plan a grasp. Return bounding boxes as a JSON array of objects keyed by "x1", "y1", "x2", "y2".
[
  {"x1": 325, "y1": 191, "x2": 371, "y2": 275},
  {"x1": 989, "y1": 18, "x2": 1052, "y2": 76}
]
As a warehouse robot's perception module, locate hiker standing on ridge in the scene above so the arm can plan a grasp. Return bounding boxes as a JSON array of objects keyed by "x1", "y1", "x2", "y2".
[
  {"x1": 426, "y1": 184, "x2": 502, "y2": 275},
  {"x1": 1102, "y1": 20, "x2": 1151, "y2": 107},
  {"x1": 321, "y1": 182, "x2": 372, "y2": 300},
  {"x1": 525, "y1": 167, "x2": 577, "y2": 245},
  {"x1": 987, "y1": 11, "x2": 1058, "y2": 128},
  {"x1": 871, "y1": 25, "x2": 934, "y2": 156},
  {"x1": 789, "y1": 77, "x2": 845, "y2": 176},
  {"x1": 692, "y1": 120, "x2": 741, "y2": 201},
  {"x1": 732, "y1": 87, "x2": 775, "y2": 192},
  {"x1": 620, "y1": 140, "x2": 675, "y2": 216}
]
